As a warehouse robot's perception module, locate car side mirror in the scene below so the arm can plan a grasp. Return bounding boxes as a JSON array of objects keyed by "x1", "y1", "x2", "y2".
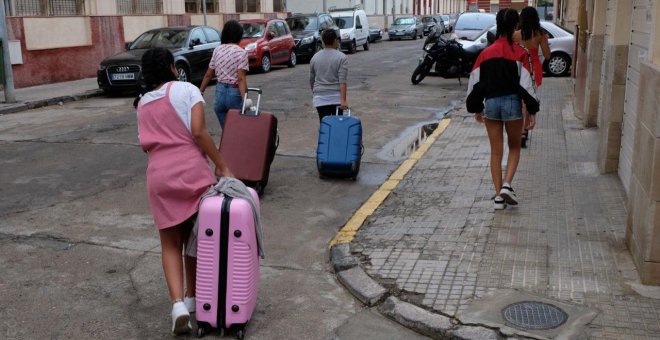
[
  {"x1": 125, "y1": 42, "x2": 131, "y2": 50},
  {"x1": 480, "y1": 38, "x2": 487, "y2": 44},
  {"x1": 356, "y1": 24, "x2": 362, "y2": 29},
  {"x1": 189, "y1": 38, "x2": 201, "y2": 48}
]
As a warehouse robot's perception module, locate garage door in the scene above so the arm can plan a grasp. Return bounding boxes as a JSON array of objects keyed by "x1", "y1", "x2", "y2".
[{"x1": 619, "y1": 0, "x2": 653, "y2": 195}]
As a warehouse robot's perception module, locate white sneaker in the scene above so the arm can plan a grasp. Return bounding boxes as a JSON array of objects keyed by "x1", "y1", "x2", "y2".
[
  {"x1": 184, "y1": 296, "x2": 196, "y2": 313},
  {"x1": 500, "y1": 184, "x2": 518, "y2": 205},
  {"x1": 171, "y1": 301, "x2": 191, "y2": 335},
  {"x1": 494, "y1": 196, "x2": 506, "y2": 210}
]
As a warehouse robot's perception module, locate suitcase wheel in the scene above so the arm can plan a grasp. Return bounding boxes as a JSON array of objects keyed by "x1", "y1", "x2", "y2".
[
  {"x1": 196, "y1": 322, "x2": 209, "y2": 338},
  {"x1": 254, "y1": 182, "x2": 265, "y2": 196},
  {"x1": 236, "y1": 329, "x2": 245, "y2": 340}
]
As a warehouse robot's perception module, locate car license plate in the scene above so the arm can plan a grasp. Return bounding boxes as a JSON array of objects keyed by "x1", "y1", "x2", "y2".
[
  {"x1": 111, "y1": 73, "x2": 135, "y2": 81},
  {"x1": 396, "y1": 32, "x2": 404, "y2": 35}
]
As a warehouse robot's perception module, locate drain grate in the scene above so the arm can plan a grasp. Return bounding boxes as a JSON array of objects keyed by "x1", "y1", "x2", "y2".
[{"x1": 502, "y1": 301, "x2": 568, "y2": 330}]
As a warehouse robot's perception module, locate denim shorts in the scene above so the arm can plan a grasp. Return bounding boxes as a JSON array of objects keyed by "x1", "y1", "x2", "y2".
[
  {"x1": 484, "y1": 94, "x2": 522, "y2": 121},
  {"x1": 214, "y1": 84, "x2": 242, "y2": 128}
]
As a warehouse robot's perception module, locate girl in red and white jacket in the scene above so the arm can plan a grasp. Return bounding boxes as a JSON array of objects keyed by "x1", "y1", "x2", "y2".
[{"x1": 466, "y1": 8, "x2": 539, "y2": 210}]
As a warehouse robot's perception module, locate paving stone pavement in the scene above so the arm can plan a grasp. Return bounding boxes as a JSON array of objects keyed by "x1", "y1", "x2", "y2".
[{"x1": 350, "y1": 78, "x2": 660, "y2": 339}]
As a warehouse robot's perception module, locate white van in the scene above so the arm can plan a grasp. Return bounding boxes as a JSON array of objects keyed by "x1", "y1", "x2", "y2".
[{"x1": 329, "y1": 6, "x2": 370, "y2": 54}]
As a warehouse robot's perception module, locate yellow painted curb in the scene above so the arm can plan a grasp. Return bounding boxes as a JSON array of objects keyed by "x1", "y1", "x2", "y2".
[{"x1": 329, "y1": 118, "x2": 452, "y2": 247}]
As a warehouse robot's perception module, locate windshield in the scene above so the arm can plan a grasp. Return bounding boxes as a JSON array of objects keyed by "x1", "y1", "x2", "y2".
[
  {"x1": 421, "y1": 17, "x2": 435, "y2": 23},
  {"x1": 441, "y1": 15, "x2": 450, "y2": 21},
  {"x1": 334, "y1": 16, "x2": 354, "y2": 29},
  {"x1": 286, "y1": 16, "x2": 318, "y2": 31},
  {"x1": 242, "y1": 23, "x2": 266, "y2": 38},
  {"x1": 465, "y1": 25, "x2": 495, "y2": 41},
  {"x1": 394, "y1": 17, "x2": 415, "y2": 25},
  {"x1": 129, "y1": 30, "x2": 189, "y2": 49},
  {"x1": 455, "y1": 14, "x2": 496, "y2": 30}
]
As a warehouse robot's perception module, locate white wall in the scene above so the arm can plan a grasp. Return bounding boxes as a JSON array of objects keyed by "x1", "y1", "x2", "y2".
[
  {"x1": 24, "y1": 17, "x2": 92, "y2": 50},
  {"x1": 285, "y1": 0, "x2": 415, "y2": 15}
]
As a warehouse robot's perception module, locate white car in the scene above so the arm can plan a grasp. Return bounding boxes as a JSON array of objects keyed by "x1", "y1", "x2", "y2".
[
  {"x1": 330, "y1": 7, "x2": 370, "y2": 54},
  {"x1": 457, "y1": 21, "x2": 575, "y2": 76}
]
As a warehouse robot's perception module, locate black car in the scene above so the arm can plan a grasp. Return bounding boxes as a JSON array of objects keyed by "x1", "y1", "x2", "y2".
[
  {"x1": 286, "y1": 13, "x2": 340, "y2": 62},
  {"x1": 421, "y1": 16, "x2": 444, "y2": 35},
  {"x1": 97, "y1": 26, "x2": 221, "y2": 93},
  {"x1": 368, "y1": 26, "x2": 383, "y2": 43}
]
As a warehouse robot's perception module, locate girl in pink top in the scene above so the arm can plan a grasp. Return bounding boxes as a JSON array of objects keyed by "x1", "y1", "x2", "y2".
[
  {"x1": 137, "y1": 48, "x2": 232, "y2": 334},
  {"x1": 200, "y1": 20, "x2": 249, "y2": 128}
]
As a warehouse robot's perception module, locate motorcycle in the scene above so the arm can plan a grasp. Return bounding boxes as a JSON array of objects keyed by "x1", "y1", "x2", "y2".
[{"x1": 411, "y1": 26, "x2": 492, "y2": 85}]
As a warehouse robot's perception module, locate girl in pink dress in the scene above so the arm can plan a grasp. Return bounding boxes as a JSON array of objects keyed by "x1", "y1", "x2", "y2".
[{"x1": 136, "y1": 48, "x2": 232, "y2": 334}]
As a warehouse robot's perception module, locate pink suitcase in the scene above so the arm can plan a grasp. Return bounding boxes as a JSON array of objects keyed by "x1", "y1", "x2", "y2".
[{"x1": 195, "y1": 189, "x2": 260, "y2": 339}]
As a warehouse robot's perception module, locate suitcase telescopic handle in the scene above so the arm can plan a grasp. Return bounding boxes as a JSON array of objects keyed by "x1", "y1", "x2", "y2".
[
  {"x1": 241, "y1": 88, "x2": 262, "y2": 115},
  {"x1": 335, "y1": 106, "x2": 351, "y2": 116}
]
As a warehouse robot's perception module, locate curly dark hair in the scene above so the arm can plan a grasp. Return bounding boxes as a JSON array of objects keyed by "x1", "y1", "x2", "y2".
[
  {"x1": 520, "y1": 6, "x2": 542, "y2": 41},
  {"x1": 133, "y1": 48, "x2": 177, "y2": 107},
  {"x1": 141, "y1": 48, "x2": 177, "y2": 91},
  {"x1": 496, "y1": 8, "x2": 519, "y2": 45},
  {"x1": 221, "y1": 20, "x2": 244, "y2": 44}
]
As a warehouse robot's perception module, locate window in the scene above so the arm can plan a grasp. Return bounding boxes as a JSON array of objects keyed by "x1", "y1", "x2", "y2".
[
  {"x1": 204, "y1": 28, "x2": 221, "y2": 42},
  {"x1": 117, "y1": 0, "x2": 163, "y2": 15},
  {"x1": 275, "y1": 21, "x2": 288, "y2": 36},
  {"x1": 242, "y1": 23, "x2": 265, "y2": 38},
  {"x1": 14, "y1": 0, "x2": 84, "y2": 16},
  {"x1": 318, "y1": 16, "x2": 328, "y2": 30},
  {"x1": 273, "y1": 0, "x2": 284, "y2": 12},
  {"x1": 185, "y1": 0, "x2": 218, "y2": 13},
  {"x1": 334, "y1": 16, "x2": 354, "y2": 29},
  {"x1": 189, "y1": 28, "x2": 208, "y2": 46},
  {"x1": 267, "y1": 23, "x2": 278, "y2": 37},
  {"x1": 490, "y1": 4, "x2": 498, "y2": 13},
  {"x1": 326, "y1": 17, "x2": 335, "y2": 28},
  {"x1": 236, "y1": 0, "x2": 259, "y2": 13}
]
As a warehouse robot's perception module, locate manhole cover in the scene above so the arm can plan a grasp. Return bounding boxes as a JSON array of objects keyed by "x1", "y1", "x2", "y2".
[{"x1": 502, "y1": 301, "x2": 568, "y2": 330}]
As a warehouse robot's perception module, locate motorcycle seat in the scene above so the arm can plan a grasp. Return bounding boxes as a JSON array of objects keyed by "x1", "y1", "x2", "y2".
[{"x1": 463, "y1": 44, "x2": 482, "y2": 58}]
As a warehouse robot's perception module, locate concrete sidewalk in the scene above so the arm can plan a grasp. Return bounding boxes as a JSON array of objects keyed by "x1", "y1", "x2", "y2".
[
  {"x1": 333, "y1": 78, "x2": 660, "y2": 339},
  {"x1": 0, "y1": 78, "x2": 102, "y2": 115}
]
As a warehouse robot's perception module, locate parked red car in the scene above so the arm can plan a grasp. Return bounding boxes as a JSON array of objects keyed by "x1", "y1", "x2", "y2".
[{"x1": 239, "y1": 19, "x2": 297, "y2": 73}]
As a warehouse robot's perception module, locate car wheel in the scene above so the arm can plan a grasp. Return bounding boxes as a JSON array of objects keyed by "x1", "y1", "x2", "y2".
[
  {"x1": 176, "y1": 64, "x2": 190, "y2": 82},
  {"x1": 287, "y1": 50, "x2": 296, "y2": 68},
  {"x1": 348, "y1": 40, "x2": 356, "y2": 54},
  {"x1": 363, "y1": 40, "x2": 369, "y2": 51},
  {"x1": 260, "y1": 54, "x2": 271, "y2": 73},
  {"x1": 413, "y1": 31, "x2": 418, "y2": 40},
  {"x1": 546, "y1": 53, "x2": 570, "y2": 76}
]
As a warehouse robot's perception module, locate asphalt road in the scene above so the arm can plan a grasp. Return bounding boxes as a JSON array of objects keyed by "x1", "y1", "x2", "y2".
[{"x1": 0, "y1": 37, "x2": 467, "y2": 339}]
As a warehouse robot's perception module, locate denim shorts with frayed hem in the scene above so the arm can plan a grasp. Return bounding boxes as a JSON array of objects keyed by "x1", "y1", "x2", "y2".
[{"x1": 484, "y1": 94, "x2": 522, "y2": 121}]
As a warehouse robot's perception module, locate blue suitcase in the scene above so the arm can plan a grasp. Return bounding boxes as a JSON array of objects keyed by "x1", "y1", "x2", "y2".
[{"x1": 317, "y1": 108, "x2": 362, "y2": 180}]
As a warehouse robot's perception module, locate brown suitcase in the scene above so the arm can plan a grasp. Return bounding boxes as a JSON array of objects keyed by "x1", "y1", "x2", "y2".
[{"x1": 218, "y1": 88, "x2": 278, "y2": 195}]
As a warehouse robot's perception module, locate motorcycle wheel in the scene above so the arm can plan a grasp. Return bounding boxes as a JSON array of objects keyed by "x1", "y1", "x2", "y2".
[{"x1": 411, "y1": 60, "x2": 433, "y2": 85}]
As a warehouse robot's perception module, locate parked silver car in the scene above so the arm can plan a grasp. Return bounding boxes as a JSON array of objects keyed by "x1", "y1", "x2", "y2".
[
  {"x1": 457, "y1": 21, "x2": 575, "y2": 76},
  {"x1": 388, "y1": 16, "x2": 424, "y2": 40}
]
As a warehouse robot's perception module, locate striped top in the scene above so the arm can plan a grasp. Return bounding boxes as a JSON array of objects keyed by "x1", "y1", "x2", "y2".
[{"x1": 208, "y1": 44, "x2": 249, "y2": 85}]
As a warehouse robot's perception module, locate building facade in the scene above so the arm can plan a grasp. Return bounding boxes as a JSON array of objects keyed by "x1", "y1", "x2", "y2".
[
  {"x1": 465, "y1": 0, "x2": 538, "y2": 13},
  {"x1": 285, "y1": 0, "x2": 465, "y2": 16},
  {"x1": 570, "y1": 0, "x2": 660, "y2": 284},
  {"x1": 4, "y1": 0, "x2": 288, "y2": 88}
]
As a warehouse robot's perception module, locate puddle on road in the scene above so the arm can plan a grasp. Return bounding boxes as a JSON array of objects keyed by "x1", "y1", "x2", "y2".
[
  {"x1": 378, "y1": 122, "x2": 439, "y2": 161},
  {"x1": 377, "y1": 101, "x2": 458, "y2": 162}
]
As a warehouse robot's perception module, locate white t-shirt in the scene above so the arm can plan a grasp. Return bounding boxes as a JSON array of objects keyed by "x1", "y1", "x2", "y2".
[{"x1": 138, "y1": 81, "x2": 205, "y2": 132}]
